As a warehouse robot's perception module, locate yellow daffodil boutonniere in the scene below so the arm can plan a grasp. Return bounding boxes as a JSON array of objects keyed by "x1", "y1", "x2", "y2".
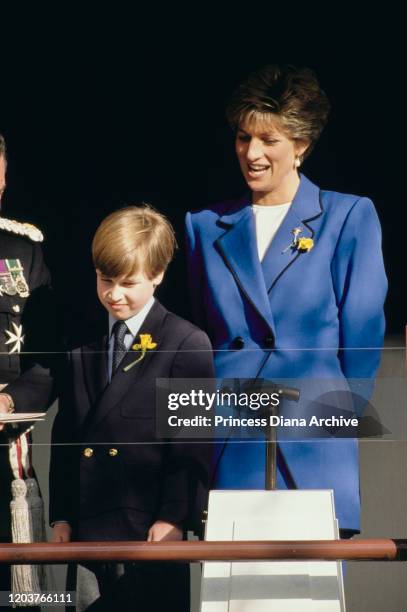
[
  {"x1": 282, "y1": 228, "x2": 315, "y2": 254},
  {"x1": 296, "y1": 237, "x2": 314, "y2": 252},
  {"x1": 123, "y1": 334, "x2": 157, "y2": 372}
]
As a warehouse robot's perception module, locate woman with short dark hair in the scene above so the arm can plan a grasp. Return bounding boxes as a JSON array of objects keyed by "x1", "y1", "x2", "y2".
[
  {"x1": 226, "y1": 64, "x2": 329, "y2": 161},
  {"x1": 186, "y1": 64, "x2": 387, "y2": 535}
]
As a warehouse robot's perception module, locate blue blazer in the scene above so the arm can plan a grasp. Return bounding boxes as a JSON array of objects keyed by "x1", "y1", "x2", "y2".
[{"x1": 185, "y1": 174, "x2": 387, "y2": 531}]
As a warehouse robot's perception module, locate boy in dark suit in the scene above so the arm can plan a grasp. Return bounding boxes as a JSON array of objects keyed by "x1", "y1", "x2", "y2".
[{"x1": 49, "y1": 205, "x2": 214, "y2": 611}]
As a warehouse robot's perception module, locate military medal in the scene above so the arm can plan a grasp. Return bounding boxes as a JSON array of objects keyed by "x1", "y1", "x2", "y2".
[
  {"x1": 7, "y1": 259, "x2": 29, "y2": 297},
  {"x1": 0, "y1": 259, "x2": 30, "y2": 297},
  {"x1": 0, "y1": 259, "x2": 17, "y2": 295},
  {"x1": 5, "y1": 322, "x2": 25, "y2": 354}
]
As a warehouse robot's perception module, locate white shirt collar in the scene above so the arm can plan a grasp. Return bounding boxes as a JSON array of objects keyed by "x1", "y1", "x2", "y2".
[{"x1": 108, "y1": 296, "x2": 155, "y2": 339}]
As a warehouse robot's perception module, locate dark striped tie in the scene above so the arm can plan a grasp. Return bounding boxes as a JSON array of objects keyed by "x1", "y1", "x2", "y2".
[{"x1": 112, "y1": 320, "x2": 128, "y2": 376}]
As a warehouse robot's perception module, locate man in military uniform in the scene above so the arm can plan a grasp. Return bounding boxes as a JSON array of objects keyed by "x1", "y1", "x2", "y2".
[{"x1": 0, "y1": 133, "x2": 58, "y2": 592}]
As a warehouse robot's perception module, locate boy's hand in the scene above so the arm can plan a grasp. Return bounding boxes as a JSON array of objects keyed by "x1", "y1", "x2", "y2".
[
  {"x1": 147, "y1": 520, "x2": 183, "y2": 542},
  {"x1": 51, "y1": 522, "x2": 72, "y2": 542}
]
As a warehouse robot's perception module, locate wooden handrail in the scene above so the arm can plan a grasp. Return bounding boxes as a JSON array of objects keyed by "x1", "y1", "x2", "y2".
[{"x1": 1, "y1": 539, "x2": 407, "y2": 564}]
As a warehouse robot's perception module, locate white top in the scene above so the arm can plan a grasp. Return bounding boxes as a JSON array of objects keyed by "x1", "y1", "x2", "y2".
[
  {"x1": 107, "y1": 296, "x2": 155, "y2": 380},
  {"x1": 252, "y1": 202, "x2": 291, "y2": 261}
]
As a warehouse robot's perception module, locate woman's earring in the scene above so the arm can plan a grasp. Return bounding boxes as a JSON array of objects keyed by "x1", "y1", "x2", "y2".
[{"x1": 295, "y1": 156, "x2": 301, "y2": 168}]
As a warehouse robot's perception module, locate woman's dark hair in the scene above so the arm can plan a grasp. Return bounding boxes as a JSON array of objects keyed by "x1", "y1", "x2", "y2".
[{"x1": 226, "y1": 64, "x2": 330, "y2": 159}]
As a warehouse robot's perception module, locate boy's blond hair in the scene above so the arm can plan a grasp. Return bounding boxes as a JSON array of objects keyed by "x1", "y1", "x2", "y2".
[{"x1": 92, "y1": 205, "x2": 177, "y2": 279}]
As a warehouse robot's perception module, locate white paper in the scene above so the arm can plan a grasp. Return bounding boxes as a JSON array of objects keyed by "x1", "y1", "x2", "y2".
[{"x1": 0, "y1": 412, "x2": 46, "y2": 423}]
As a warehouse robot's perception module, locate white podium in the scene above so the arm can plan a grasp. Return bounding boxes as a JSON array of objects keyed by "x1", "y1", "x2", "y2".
[{"x1": 200, "y1": 490, "x2": 345, "y2": 612}]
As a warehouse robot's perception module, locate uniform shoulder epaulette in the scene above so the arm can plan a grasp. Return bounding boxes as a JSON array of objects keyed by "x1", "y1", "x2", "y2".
[{"x1": 0, "y1": 217, "x2": 44, "y2": 242}]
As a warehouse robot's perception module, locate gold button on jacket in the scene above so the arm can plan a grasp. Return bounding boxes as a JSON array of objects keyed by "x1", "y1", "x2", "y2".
[
  {"x1": 83, "y1": 448, "x2": 93, "y2": 458},
  {"x1": 109, "y1": 448, "x2": 118, "y2": 457}
]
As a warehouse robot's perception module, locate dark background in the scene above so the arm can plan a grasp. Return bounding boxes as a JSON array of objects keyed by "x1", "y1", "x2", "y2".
[{"x1": 0, "y1": 15, "x2": 403, "y2": 344}]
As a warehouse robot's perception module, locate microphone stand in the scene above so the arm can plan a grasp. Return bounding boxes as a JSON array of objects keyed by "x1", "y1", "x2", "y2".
[{"x1": 240, "y1": 380, "x2": 300, "y2": 490}]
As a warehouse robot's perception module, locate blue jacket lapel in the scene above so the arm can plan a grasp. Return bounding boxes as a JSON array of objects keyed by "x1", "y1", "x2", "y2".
[
  {"x1": 216, "y1": 201, "x2": 274, "y2": 331},
  {"x1": 261, "y1": 174, "x2": 323, "y2": 292}
]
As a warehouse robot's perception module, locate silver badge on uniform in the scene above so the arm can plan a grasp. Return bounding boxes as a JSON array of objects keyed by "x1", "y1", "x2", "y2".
[{"x1": 5, "y1": 322, "x2": 25, "y2": 354}]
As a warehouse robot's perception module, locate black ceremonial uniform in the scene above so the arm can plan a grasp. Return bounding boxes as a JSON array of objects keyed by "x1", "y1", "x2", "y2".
[{"x1": 0, "y1": 218, "x2": 57, "y2": 545}]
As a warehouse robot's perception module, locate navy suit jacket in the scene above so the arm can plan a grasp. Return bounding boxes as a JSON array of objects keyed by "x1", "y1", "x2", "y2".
[
  {"x1": 49, "y1": 300, "x2": 215, "y2": 540},
  {"x1": 185, "y1": 174, "x2": 387, "y2": 530}
]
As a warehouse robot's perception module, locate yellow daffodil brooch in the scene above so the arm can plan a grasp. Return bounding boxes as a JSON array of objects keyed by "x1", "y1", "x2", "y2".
[
  {"x1": 297, "y1": 237, "x2": 314, "y2": 252},
  {"x1": 123, "y1": 334, "x2": 157, "y2": 372},
  {"x1": 283, "y1": 227, "x2": 314, "y2": 253}
]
